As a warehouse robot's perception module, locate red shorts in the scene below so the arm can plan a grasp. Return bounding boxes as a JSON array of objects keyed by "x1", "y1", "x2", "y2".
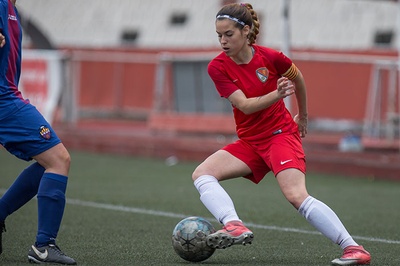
[{"x1": 222, "y1": 133, "x2": 306, "y2": 184}]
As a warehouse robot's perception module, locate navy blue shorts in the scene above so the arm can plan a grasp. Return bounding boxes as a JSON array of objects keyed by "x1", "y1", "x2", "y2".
[{"x1": 0, "y1": 104, "x2": 61, "y2": 161}]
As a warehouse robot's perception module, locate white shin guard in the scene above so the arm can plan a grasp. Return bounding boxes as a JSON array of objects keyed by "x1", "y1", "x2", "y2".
[
  {"x1": 298, "y1": 196, "x2": 358, "y2": 249},
  {"x1": 194, "y1": 175, "x2": 240, "y2": 224}
]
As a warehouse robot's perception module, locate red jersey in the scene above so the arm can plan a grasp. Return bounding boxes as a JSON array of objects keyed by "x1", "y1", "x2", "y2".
[{"x1": 208, "y1": 45, "x2": 299, "y2": 143}]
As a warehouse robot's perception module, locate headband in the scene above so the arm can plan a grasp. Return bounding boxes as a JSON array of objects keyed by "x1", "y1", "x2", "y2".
[{"x1": 216, "y1": 14, "x2": 246, "y2": 26}]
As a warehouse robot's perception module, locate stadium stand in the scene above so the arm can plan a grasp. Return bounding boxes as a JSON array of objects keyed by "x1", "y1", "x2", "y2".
[{"x1": 17, "y1": 0, "x2": 398, "y2": 50}]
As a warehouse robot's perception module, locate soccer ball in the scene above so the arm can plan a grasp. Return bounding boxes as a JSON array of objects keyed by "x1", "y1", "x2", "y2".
[{"x1": 172, "y1": 216, "x2": 216, "y2": 262}]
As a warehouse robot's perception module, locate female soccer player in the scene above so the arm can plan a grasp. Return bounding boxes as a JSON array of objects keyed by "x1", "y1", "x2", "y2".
[
  {"x1": 192, "y1": 3, "x2": 370, "y2": 265},
  {"x1": 0, "y1": 0, "x2": 76, "y2": 264}
]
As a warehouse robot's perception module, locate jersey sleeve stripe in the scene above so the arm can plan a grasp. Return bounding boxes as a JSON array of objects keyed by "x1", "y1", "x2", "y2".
[{"x1": 282, "y1": 63, "x2": 299, "y2": 80}]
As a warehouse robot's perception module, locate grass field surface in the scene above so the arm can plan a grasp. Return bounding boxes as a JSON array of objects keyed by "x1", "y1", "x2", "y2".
[{"x1": 0, "y1": 149, "x2": 399, "y2": 265}]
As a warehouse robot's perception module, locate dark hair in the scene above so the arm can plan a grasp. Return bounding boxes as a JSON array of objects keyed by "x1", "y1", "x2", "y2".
[{"x1": 216, "y1": 3, "x2": 260, "y2": 45}]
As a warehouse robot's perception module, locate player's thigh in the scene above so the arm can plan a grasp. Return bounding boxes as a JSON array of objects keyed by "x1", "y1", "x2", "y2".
[
  {"x1": 276, "y1": 168, "x2": 308, "y2": 209},
  {"x1": 33, "y1": 143, "x2": 70, "y2": 175},
  {"x1": 193, "y1": 150, "x2": 251, "y2": 181}
]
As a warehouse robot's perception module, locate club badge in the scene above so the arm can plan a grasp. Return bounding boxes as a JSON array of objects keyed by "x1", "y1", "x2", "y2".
[
  {"x1": 256, "y1": 67, "x2": 269, "y2": 83},
  {"x1": 39, "y1": 125, "x2": 51, "y2": 140}
]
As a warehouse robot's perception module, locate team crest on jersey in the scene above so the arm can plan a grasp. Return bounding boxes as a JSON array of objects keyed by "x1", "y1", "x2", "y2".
[
  {"x1": 39, "y1": 126, "x2": 51, "y2": 140},
  {"x1": 256, "y1": 67, "x2": 269, "y2": 83}
]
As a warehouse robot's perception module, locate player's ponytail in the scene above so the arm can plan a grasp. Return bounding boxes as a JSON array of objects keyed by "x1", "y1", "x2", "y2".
[
  {"x1": 241, "y1": 3, "x2": 259, "y2": 45},
  {"x1": 216, "y1": 3, "x2": 260, "y2": 45}
]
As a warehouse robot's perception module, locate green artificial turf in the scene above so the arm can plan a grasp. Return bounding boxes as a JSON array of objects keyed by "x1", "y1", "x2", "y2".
[{"x1": 0, "y1": 149, "x2": 399, "y2": 265}]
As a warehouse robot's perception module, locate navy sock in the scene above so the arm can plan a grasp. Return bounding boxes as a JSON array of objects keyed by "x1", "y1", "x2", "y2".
[
  {"x1": 35, "y1": 173, "x2": 67, "y2": 247},
  {"x1": 0, "y1": 162, "x2": 45, "y2": 221}
]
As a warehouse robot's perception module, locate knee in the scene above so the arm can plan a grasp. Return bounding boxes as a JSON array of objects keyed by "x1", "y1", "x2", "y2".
[
  {"x1": 48, "y1": 145, "x2": 71, "y2": 175},
  {"x1": 192, "y1": 163, "x2": 211, "y2": 182},
  {"x1": 285, "y1": 192, "x2": 309, "y2": 210},
  {"x1": 58, "y1": 146, "x2": 71, "y2": 170},
  {"x1": 277, "y1": 169, "x2": 308, "y2": 209},
  {"x1": 192, "y1": 165, "x2": 202, "y2": 182}
]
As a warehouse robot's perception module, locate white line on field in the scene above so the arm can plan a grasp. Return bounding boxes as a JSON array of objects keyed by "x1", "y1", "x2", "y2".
[{"x1": 66, "y1": 198, "x2": 400, "y2": 245}]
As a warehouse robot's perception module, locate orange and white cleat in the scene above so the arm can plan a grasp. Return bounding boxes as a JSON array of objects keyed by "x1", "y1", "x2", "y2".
[
  {"x1": 206, "y1": 220, "x2": 254, "y2": 249},
  {"x1": 331, "y1": 245, "x2": 371, "y2": 265}
]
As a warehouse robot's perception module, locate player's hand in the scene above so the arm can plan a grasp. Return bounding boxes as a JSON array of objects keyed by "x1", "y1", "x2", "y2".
[
  {"x1": 276, "y1": 77, "x2": 295, "y2": 99},
  {"x1": 0, "y1": 33, "x2": 5, "y2": 48},
  {"x1": 294, "y1": 114, "x2": 308, "y2": 138}
]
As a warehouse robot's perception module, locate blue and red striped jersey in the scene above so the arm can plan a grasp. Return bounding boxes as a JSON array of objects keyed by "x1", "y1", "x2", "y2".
[{"x1": 0, "y1": 0, "x2": 26, "y2": 120}]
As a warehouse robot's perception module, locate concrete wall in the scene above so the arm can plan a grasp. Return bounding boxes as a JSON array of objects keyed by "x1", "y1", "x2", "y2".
[{"x1": 66, "y1": 47, "x2": 397, "y2": 134}]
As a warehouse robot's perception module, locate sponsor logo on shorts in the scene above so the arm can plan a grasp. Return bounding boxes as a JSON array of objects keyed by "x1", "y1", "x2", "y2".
[
  {"x1": 39, "y1": 126, "x2": 51, "y2": 140},
  {"x1": 280, "y1": 159, "x2": 293, "y2": 165}
]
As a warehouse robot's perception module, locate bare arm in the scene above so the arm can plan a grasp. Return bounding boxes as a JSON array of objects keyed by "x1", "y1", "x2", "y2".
[
  {"x1": 292, "y1": 70, "x2": 308, "y2": 137},
  {"x1": 227, "y1": 77, "x2": 295, "y2": 115},
  {"x1": 0, "y1": 33, "x2": 5, "y2": 48}
]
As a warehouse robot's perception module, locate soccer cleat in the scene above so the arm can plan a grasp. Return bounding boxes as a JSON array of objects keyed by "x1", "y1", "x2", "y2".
[
  {"x1": 331, "y1": 245, "x2": 371, "y2": 265},
  {"x1": 206, "y1": 220, "x2": 254, "y2": 249},
  {"x1": 28, "y1": 244, "x2": 77, "y2": 265},
  {"x1": 0, "y1": 220, "x2": 5, "y2": 255}
]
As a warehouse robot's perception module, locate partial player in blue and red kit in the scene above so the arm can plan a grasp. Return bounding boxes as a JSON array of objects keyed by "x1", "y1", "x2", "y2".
[
  {"x1": 0, "y1": 0, "x2": 76, "y2": 264},
  {"x1": 192, "y1": 3, "x2": 371, "y2": 266}
]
